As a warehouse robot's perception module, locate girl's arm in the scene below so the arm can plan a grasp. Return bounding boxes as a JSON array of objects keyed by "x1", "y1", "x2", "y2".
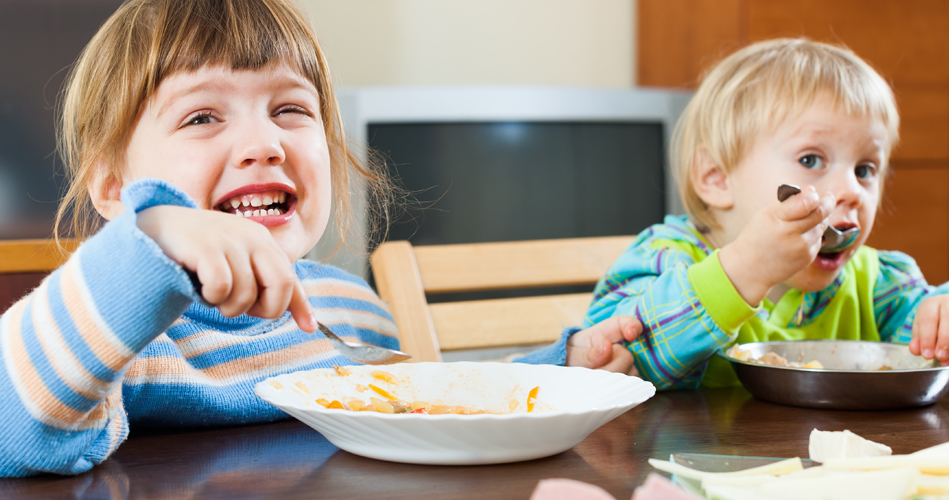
[
  {"x1": 584, "y1": 241, "x2": 756, "y2": 391},
  {"x1": 0, "y1": 180, "x2": 202, "y2": 477},
  {"x1": 873, "y1": 250, "x2": 949, "y2": 344}
]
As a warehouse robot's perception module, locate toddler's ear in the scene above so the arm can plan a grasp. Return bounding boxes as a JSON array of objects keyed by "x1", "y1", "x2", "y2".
[
  {"x1": 691, "y1": 148, "x2": 734, "y2": 210},
  {"x1": 88, "y1": 164, "x2": 125, "y2": 221}
]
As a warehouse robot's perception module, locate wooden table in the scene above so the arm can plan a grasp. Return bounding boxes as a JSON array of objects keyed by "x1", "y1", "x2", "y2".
[{"x1": 2, "y1": 387, "x2": 948, "y2": 499}]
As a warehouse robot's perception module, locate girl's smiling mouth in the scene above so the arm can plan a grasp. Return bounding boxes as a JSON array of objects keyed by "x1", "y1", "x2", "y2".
[{"x1": 215, "y1": 184, "x2": 297, "y2": 227}]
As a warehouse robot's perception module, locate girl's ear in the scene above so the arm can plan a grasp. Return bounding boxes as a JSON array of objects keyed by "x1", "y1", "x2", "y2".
[
  {"x1": 88, "y1": 165, "x2": 125, "y2": 221},
  {"x1": 691, "y1": 148, "x2": 734, "y2": 210}
]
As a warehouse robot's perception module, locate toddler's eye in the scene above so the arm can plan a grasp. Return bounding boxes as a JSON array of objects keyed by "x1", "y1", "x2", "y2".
[
  {"x1": 855, "y1": 164, "x2": 877, "y2": 179},
  {"x1": 799, "y1": 154, "x2": 824, "y2": 170},
  {"x1": 184, "y1": 112, "x2": 215, "y2": 126}
]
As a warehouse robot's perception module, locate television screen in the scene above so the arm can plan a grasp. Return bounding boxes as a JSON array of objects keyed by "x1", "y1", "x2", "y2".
[{"x1": 369, "y1": 121, "x2": 666, "y2": 246}]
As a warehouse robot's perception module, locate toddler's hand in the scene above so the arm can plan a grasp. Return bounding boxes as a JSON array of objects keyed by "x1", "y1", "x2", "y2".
[
  {"x1": 565, "y1": 315, "x2": 642, "y2": 376},
  {"x1": 910, "y1": 295, "x2": 949, "y2": 365},
  {"x1": 136, "y1": 205, "x2": 317, "y2": 332},
  {"x1": 719, "y1": 186, "x2": 835, "y2": 305}
]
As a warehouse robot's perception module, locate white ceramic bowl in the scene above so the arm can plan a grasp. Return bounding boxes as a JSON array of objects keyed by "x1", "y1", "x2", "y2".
[{"x1": 254, "y1": 362, "x2": 655, "y2": 465}]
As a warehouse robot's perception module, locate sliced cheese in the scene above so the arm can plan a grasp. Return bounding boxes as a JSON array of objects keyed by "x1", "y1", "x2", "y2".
[
  {"x1": 913, "y1": 442, "x2": 949, "y2": 459},
  {"x1": 756, "y1": 467, "x2": 918, "y2": 500},
  {"x1": 918, "y1": 474, "x2": 949, "y2": 495},
  {"x1": 647, "y1": 457, "x2": 803, "y2": 481},
  {"x1": 808, "y1": 429, "x2": 892, "y2": 463},
  {"x1": 823, "y1": 455, "x2": 949, "y2": 475}
]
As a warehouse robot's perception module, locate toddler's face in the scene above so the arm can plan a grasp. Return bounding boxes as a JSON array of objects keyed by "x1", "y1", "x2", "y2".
[
  {"x1": 123, "y1": 63, "x2": 331, "y2": 261},
  {"x1": 724, "y1": 97, "x2": 888, "y2": 292}
]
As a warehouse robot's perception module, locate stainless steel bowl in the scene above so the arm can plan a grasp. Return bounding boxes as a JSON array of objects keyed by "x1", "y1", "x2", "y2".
[{"x1": 718, "y1": 340, "x2": 949, "y2": 410}]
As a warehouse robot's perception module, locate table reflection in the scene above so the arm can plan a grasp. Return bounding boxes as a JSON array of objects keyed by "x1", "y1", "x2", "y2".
[{"x1": 1, "y1": 387, "x2": 948, "y2": 500}]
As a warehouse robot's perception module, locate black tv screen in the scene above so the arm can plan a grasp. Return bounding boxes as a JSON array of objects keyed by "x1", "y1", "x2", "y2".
[{"x1": 369, "y1": 121, "x2": 666, "y2": 246}]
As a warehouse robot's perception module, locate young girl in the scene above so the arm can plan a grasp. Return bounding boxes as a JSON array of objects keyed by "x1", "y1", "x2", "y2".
[
  {"x1": 584, "y1": 39, "x2": 949, "y2": 390},
  {"x1": 0, "y1": 0, "x2": 640, "y2": 477}
]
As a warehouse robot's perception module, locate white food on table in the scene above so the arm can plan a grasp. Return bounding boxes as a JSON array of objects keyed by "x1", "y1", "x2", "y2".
[
  {"x1": 650, "y1": 429, "x2": 949, "y2": 500},
  {"x1": 808, "y1": 429, "x2": 893, "y2": 462}
]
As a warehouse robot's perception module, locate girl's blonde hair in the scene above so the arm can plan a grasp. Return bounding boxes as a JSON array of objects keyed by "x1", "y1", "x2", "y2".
[
  {"x1": 56, "y1": 0, "x2": 395, "y2": 251},
  {"x1": 671, "y1": 38, "x2": 900, "y2": 230}
]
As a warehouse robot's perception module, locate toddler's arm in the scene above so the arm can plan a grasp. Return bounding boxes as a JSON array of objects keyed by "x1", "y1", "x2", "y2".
[
  {"x1": 0, "y1": 180, "x2": 203, "y2": 477},
  {"x1": 873, "y1": 251, "x2": 949, "y2": 361},
  {"x1": 584, "y1": 227, "x2": 755, "y2": 390}
]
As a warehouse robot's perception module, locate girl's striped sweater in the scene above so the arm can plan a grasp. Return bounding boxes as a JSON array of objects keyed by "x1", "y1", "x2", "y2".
[{"x1": 0, "y1": 180, "x2": 400, "y2": 477}]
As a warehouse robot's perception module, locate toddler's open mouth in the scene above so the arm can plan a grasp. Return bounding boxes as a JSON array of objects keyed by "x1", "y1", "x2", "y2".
[
  {"x1": 814, "y1": 250, "x2": 847, "y2": 270},
  {"x1": 215, "y1": 188, "x2": 296, "y2": 226},
  {"x1": 814, "y1": 223, "x2": 857, "y2": 271}
]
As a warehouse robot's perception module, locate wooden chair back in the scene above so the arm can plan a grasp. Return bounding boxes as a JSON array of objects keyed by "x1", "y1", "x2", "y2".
[
  {"x1": 0, "y1": 239, "x2": 79, "y2": 311},
  {"x1": 370, "y1": 236, "x2": 635, "y2": 362}
]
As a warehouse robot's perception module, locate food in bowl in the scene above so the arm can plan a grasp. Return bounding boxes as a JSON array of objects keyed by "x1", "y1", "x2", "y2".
[
  {"x1": 290, "y1": 366, "x2": 541, "y2": 415},
  {"x1": 266, "y1": 365, "x2": 545, "y2": 415},
  {"x1": 726, "y1": 345, "x2": 824, "y2": 369}
]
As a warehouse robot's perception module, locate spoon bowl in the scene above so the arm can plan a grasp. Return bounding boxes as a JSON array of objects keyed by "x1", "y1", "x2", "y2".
[{"x1": 318, "y1": 322, "x2": 412, "y2": 365}]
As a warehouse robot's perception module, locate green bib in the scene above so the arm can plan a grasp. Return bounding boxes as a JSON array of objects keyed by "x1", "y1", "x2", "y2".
[{"x1": 702, "y1": 246, "x2": 881, "y2": 387}]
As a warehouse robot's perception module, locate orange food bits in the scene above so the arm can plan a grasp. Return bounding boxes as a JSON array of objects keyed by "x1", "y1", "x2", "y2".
[
  {"x1": 371, "y1": 371, "x2": 399, "y2": 385},
  {"x1": 327, "y1": 400, "x2": 345, "y2": 410},
  {"x1": 368, "y1": 384, "x2": 397, "y2": 400},
  {"x1": 333, "y1": 365, "x2": 351, "y2": 376},
  {"x1": 527, "y1": 386, "x2": 539, "y2": 413},
  {"x1": 294, "y1": 381, "x2": 310, "y2": 394}
]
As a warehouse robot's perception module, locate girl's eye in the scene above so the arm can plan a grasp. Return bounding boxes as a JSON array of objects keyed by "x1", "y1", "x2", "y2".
[
  {"x1": 276, "y1": 105, "x2": 312, "y2": 117},
  {"x1": 855, "y1": 164, "x2": 877, "y2": 179},
  {"x1": 798, "y1": 154, "x2": 824, "y2": 170}
]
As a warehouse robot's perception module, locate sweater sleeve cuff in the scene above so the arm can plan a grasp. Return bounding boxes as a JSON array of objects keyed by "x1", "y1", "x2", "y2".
[
  {"x1": 121, "y1": 178, "x2": 200, "y2": 213},
  {"x1": 510, "y1": 326, "x2": 581, "y2": 365},
  {"x1": 118, "y1": 178, "x2": 205, "y2": 305},
  {"x1": 687, "y1": 250, "x2": 758, "y2": 335}
]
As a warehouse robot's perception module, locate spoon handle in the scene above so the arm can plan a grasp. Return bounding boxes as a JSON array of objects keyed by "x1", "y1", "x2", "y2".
[{"x1": 777, "y1": 184, "x2": 802, "y2": 202}]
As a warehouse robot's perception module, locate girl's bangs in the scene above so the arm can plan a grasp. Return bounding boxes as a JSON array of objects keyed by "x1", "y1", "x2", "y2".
[{"x1": 152, "y1": 0, "x2": 320, "y2": 90}]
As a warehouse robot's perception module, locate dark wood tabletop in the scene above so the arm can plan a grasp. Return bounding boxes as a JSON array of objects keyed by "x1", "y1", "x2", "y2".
[{"x1": 2, "y1": 387, "x2": 948, "y2": 499}]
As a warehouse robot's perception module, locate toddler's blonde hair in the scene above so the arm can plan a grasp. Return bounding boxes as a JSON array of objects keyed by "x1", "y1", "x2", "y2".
[
  {"x1": 56, "y1": 0, "x2": 394, "y2": 250},
  {"x1": 671, "y1": 38, "x2": 900, "y2": 230}
]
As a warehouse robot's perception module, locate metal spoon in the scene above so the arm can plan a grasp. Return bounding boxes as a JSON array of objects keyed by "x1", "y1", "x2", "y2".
[
  {"x1": 776, "y1": 184, "x2": 859, "y2": 253},
  {"x1": 317, "y1": 322, "x2": 412, "y2": 365}
]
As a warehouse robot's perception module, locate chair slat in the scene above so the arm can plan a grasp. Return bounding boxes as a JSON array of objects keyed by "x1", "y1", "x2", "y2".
[
  {"x1": 0, "y1": 239, "x2": 79, "y2": 274},
  {"x1": 370, "y1": 241, "x2": 443, "y2": 362},
  {"x1": 412, "y1": 236, "x2": 634, "y2": 293},
  {"x1": 429, "y1": 293, "x2": 593, "y2": 351}
]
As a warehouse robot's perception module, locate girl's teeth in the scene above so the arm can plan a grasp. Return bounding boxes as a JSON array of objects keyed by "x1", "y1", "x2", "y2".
[
  {"x1": 230, "y1": 199, "x2": 240, "y2": 209},
  {"x1": 251, "y1": 198, "x2": 262, "y2": 207},
  {"x1": 242, "y1": 199, "x2": 250, "y2": 207},
  {"x1": 263, "y1": 195, "x2": 273, "y2": 205}
]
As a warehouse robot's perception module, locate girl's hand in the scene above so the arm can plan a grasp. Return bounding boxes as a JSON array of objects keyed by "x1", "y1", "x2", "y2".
[
  {"x1": 136, "y1": 205, "x2": 317, "y2": 332},
  {"x1": 565, "y1": 315, "x2": 643, "y2": 376},
  {"x1": 719, "y1": 186, "x2": 835, "y2": 306},
  {"x1": 910, "y1": 295, "x2": 949, "y2": 365}
]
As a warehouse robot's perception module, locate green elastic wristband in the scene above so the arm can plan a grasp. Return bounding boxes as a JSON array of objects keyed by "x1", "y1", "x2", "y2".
[{"x1": 687, "y1": 250, "x2": 758, "y2": 335}]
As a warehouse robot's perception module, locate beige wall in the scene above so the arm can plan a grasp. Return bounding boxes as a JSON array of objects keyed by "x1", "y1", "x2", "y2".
[{"x1": 299, "y1": 0, "x2": 636, "y2": 87}]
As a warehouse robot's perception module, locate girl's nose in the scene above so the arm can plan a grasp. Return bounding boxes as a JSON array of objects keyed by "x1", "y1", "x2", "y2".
[{"x1": 234, "y1": 121, "x2": 286, "y2": 168}]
